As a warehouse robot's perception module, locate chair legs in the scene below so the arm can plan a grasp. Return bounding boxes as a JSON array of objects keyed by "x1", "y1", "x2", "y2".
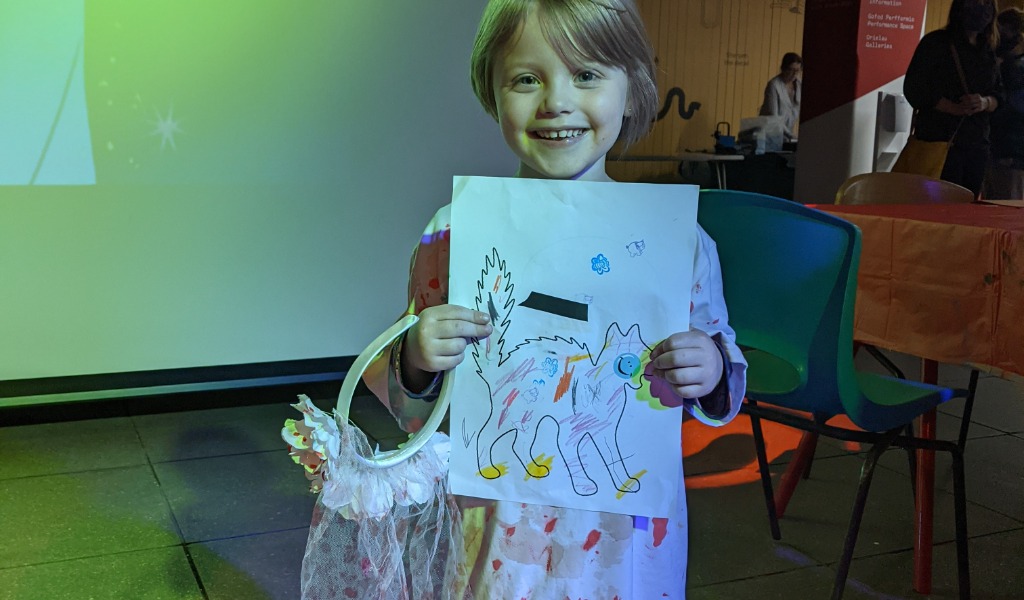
[
  {"x1": 904, "y1": 423, "x2": 917, "y2": 499},
  {"x1": 774, "y1": 432, "x2": 817, "y2": 518},
  {"x1": 830, "y1": 431, "x2": 898, "y2": 600},
  {"x1": 862, "y1": 344, "x2": 907, "y2": 379},
  {"x1": 744, "y1": 407, "x2": 971, "y2": 599},
  {"x1": 748, "y1": 401, "x2": 782, "y2": 540},
  {"x1": 957, "y1": 369, "x2": 980, "y2": 452},
  {"x1": 950, "y1": 445, "x2": 972, "y2": 600}
]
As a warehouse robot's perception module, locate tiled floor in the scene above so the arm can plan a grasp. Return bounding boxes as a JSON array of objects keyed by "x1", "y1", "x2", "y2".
[{"x1": 1, "y1": 353, "x2": 1021, "y2": 599}]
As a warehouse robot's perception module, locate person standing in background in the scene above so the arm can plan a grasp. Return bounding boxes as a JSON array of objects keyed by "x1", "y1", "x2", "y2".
[
  {"x1": 985, "y1": 8, "x2": 1024, "y2": 199},
  {"x1": 759, "y1": 52, "x2": 802, "y2": 142},
  {"x1": 904, "y1": 0, "x2": 1001, "y2": 199}
]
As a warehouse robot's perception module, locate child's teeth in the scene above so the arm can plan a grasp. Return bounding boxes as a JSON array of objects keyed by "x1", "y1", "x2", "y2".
[{"x1": 540, "y1": 129, "x2": 582, "y2": 139}]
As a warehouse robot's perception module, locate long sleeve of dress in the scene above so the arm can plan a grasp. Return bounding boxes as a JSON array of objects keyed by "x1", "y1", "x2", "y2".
[
  {"x1": 683, "y1": 225, "x2": 747, "y2": 426},
  {"x1": 362, "y1": 208, "x2": 452, "y2": 434}
]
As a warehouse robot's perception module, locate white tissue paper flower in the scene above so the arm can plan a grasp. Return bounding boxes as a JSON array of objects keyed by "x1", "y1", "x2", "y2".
[{"x1": 282, "y1": 395, "x2": 451, "y2": 520}]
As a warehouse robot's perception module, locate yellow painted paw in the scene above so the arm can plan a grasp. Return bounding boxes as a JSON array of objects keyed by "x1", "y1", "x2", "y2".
[
  {"x1": 477, "y1": 463, "x2": 508, "y2": 479},
  {"x1": 526, "y1": 462, "x2": 550, "y2": 478}
]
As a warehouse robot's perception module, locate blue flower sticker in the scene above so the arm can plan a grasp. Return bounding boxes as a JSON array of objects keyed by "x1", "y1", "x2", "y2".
[
  {"x1": 591, "y1": 253, "x2": 611, "y2": 275},
  {"x1": 542, "y1": 357, "x2": 558, "y2": 378}
]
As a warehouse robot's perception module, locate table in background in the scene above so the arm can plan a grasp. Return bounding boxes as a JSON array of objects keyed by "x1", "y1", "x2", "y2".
[
  {"x1": 819, "y1": 202, "x2": 1024, "y2": 593},
  {"x1": 611, "y1": 153, "x2": 744, "y2": 189},
  {"x1": 675, "y1": 152, "x2": 745, "y2": 189}
]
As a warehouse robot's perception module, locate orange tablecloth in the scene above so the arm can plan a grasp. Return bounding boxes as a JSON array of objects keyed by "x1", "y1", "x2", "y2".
[{"x1": 817, "y1": 203, "x2": 1024, "y2": 378}]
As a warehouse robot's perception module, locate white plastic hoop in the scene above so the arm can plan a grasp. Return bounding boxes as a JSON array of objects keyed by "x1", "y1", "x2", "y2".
[{"x1": 336, "y1": 314, "x2": 453, "y2": 469}]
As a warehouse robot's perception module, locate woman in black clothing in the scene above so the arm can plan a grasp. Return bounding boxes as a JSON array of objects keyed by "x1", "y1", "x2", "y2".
[
  {"x1": 904, "y1": 0, "x2": 1002, "y2": 198},
  {"x1": 985, "y1": 8, "x2": 1024, "y2": 199}
]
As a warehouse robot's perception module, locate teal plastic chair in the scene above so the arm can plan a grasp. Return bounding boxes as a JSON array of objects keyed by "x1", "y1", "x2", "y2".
[{"x1": 697, "y1": 190, "x2": 970, "y2": 600}]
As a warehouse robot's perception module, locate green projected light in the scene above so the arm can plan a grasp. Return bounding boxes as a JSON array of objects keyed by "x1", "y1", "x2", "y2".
[
  {"x1": 1, "y1": 0, "x2": 388, "y2": 186},
  {"x1": 0, "y1": 0, "x2": 509, "y2": 391}
]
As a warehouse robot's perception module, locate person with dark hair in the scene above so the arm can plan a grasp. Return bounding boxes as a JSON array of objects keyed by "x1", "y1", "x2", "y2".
[
  {"x1": 759, "y1": 52, "x2": 802, "y2": 141},
  {"x1": 904, "y1": 0, "x2": 1002, "y2": 198},
  {"x1": 985, "y1": 8, "x2": 1024, "y2": 198}
]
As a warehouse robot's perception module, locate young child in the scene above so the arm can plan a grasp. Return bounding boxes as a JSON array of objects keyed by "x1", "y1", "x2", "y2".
[
  {"x1": 358, "y1": 0, "x2": 748, "y2": 597},
  {"x1": 284, "y1": 2, "x2": 749, "y2": 593}
]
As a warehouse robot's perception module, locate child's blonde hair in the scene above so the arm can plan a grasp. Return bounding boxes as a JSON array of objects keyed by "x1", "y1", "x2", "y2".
[{"x1": 471, "y1": 0, "x2": 658, "y2": 147}]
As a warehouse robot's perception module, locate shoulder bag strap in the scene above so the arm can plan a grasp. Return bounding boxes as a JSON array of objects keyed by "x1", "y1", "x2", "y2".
[{"x1": 949, "y1": 42, "x2": 969, "y2": 144}]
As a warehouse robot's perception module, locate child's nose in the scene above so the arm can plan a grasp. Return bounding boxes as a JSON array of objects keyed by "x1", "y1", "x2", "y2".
[{"x1": 538, "y1": 82, "x2": 574, "y2": 116}]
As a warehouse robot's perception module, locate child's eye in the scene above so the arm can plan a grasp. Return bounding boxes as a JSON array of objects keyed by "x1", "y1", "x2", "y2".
[
  {"x1": 512, "y1": 74, "x2": 540, "y2": 89},
  {"x1": 575, "y1": 70, "x2": 601, "y2": 85}
]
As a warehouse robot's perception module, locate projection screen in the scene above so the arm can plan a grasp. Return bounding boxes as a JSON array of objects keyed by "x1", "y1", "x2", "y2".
[{"x1": 0, "y1": 0, "x2": 515, "y2": 403}]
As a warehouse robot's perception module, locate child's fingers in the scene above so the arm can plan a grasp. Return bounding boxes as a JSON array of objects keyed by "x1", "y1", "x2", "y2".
[
  {"x1": 650, "y1": 347, "x2": 707, "y2": 371},
  {"x1": 425, "y1": 318, "x2": 493, "y2": 342},
  {"x1": 421, "y1": 304, "x2": 491, "y2": 326},
  {"x1": 650, "y1": 365, "x2": 717, "y2": 399}
]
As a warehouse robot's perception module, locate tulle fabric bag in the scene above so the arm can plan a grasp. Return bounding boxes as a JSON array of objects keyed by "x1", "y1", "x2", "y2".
[{"x1": 282, "y1": 315, "x2": 467, "y2": 599}]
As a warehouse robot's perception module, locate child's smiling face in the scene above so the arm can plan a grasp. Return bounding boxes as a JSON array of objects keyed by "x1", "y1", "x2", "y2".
[{"x1": 492, "y1": 10, "x2": 629, "y2": 182}]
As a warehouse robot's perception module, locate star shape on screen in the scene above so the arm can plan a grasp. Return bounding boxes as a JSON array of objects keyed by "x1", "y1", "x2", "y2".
[{"x1": 150, "y1": 105, "x2": 182, "y2": 150}]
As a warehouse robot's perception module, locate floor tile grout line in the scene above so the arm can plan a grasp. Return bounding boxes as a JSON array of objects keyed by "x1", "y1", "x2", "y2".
[
  {"x1": 692, "y1": 529, "x2": 1024, "y2": 592},
  {"x1": 182, "y1": 525, "x2": 311, "y2": 546},
  {"x1": 181, "y1": 544, "x2": 211, "y2": 600},
  {"x1": 687, "y1": 561, "x2": 834, "y2": 589},
  {"x1": 0, "y1": 541, "x2": 189, "y2": 573},
  {"x1": 0, "y1": 462, "x2": 156, "y2": 483},
  {"x1": 151, "y1": 447, "x2": 287, "y2": 465},
  {"x1": 134, "y1": 415, "x2": 192, "y2": 545}
]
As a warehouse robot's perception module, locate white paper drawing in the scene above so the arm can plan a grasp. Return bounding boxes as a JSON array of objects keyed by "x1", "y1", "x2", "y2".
[{"x1": 447, "y1": 176, "x2": 700, "y2": 518}]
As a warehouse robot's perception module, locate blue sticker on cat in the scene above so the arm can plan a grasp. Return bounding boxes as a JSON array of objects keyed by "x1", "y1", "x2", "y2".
[{"x1": 614, "y1": 353, "x2": 641, "y2": 379}]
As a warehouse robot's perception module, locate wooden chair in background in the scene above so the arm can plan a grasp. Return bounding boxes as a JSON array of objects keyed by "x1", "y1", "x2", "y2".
[{"x1": 835, "y1": 172, "x2": 974, "y2": 205}]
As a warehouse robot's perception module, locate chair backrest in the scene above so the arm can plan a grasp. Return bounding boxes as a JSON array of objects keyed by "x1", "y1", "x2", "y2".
[
  {"x1": 835, "y1": 172, "x2": 974, "y2": 205},
  {"x1": 697, "y1": 190, "x2": 862, "y2": 420}
]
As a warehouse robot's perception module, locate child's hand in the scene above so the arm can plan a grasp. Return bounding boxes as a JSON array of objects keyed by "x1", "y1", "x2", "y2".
[
  {"x1": 648, "y1": 329, "x2": 724, "y2": 399},
  {"x1": 401, "y1": 305, "x2": 493, "y2": 389}
]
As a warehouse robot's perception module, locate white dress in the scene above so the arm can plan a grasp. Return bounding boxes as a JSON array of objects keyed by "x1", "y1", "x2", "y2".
[{"x1": 354, "y1": 205, "x2": 748, "y2": 598}]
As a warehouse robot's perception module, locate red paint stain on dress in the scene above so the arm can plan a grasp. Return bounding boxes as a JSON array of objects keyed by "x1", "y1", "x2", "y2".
[
  {"x1": 652, "y1": 518, "x2": 669, "y2": 547},
  {"x1": 492, "y1": 559, "x2": 502, "y2": 571},
  {"x1": 343, "y1": 588, "x2": 357, "y2": 598},
  {"x1": 505, "y1": 526, "x2": 516, "y2": 537},
  {"x1": 428, "y1": 277, "x2": 440, "y2": 289},
  {"x1": 544, "y1": 517, "x2": 558, "y2": 533},
  {"x1": 582, "y1": 529, "x2": 602, "y2": 551}
]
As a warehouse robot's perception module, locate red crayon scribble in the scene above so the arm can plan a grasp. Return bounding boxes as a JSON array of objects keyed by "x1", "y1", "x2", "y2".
[
  {"x1": 493, "y1": 275, "x2": 502, "y2": 293},
  {"x1": 497, "y1": 389, "x2": 520, "y2": 428},
  {"x1": 492, "y1": 559, "x2": 502, "y2": 571},
  {"x1": 652, "y1": 518, "x2": 668, "y2": 547},
  {"x1": 582, "y1": 529, "x2": 601, "y2": 551},
  {"x1": 544, "y1": 518, "x2": 558, "y2": 533},
  {"x1": 553, "y1": 359, "x2": 574, "y2": 402},
  {"x1": 544, "y1": 545, "x2": 553, "y2": 572}
]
